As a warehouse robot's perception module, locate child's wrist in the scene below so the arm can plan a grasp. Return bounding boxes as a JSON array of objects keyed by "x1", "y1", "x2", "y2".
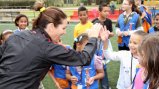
[{"x1": 121, "y1": 32, "x2": 124, "y2": 36}]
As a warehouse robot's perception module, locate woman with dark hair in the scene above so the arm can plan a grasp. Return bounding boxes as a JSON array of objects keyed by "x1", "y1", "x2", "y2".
[{"x1": 0, "y1": 1, "x2": 108, "y2": 89}]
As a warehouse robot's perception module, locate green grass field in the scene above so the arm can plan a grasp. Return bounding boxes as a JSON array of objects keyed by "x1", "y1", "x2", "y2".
[{"x1": 0, "y1": 22, "x2": 119, "y2": 89}]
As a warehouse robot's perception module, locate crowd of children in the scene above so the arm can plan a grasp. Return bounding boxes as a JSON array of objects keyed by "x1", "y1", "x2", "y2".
[{"x1": 1, "y1": 0, "x2": 159, "y2": 89}]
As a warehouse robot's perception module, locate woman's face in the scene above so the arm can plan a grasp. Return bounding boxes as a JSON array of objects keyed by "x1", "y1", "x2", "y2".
[
  {"x1": 16, "y1": 17, "x2": 28, "y2": 29},
  {"x1": 122, "y1": 0, "x2": 131, "y2": 11},
  {"x1": 47, "y1": 19, "x2": 67, "y2": 42},
  {"x1": 129, "y1": 34, "x2": 142, "y2": 56}
]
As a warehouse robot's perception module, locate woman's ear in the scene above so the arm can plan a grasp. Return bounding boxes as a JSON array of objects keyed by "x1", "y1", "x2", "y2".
[
  {"x1": 45, "y1": 23, "x2": 55, "y2": 36},
  {"x1": 48, "y1": 23, "x2": 54, "y2": 27},
  {"x1": 46, "y1": 23, "x2": 54, "y2": 30}
]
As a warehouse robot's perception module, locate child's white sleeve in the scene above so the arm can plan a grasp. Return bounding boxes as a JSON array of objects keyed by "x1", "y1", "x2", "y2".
[{"x1": 103, "y1": 50, "x2": 126, "y2": 61}]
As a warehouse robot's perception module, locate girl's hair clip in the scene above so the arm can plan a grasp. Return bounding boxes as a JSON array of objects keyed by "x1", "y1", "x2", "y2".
[
  {"x1": 74, "y1": 38, "x2": 78, "y2": 42},
  {"x1": 40, "y1": 7, "x2": 46, "y2": 12},
  {"x1": 78, "y1": 36, "x2": 83, "y2": 42}
]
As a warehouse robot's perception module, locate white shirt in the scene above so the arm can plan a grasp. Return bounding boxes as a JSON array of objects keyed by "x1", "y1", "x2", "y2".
[{"x1": 103, "y1": 50, "x2": 139, "y2": 89}]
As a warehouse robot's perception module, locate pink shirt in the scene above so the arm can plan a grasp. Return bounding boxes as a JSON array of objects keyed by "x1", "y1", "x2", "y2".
[{"x1": 134, "y1": 68, "x2": 144, "y2": 89}]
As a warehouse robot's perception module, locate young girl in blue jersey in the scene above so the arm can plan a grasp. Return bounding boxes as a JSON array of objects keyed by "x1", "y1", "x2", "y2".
[
  {"x1": 116, "y1": 0, "x2": 143, "y2": 50},
  {"x1": 148, "y1": 13, "x2": 159, "y2": 33},
  {"x1": 66, "y1": 33, "x2": 104, "y2": 89},
  {"x1": 48, "y1": 39, "x2": 71, "y2": 89}
]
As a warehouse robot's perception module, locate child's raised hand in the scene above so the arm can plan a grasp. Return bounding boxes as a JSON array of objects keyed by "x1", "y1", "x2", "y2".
[
  {"x1": 87, "y1": 23, "x2": 103, "y2": 38},
  {"x1": 100, "y1": 26, "x2": 110, "y2": 41}
]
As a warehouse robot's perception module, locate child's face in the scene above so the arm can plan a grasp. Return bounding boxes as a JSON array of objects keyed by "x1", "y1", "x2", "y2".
[
  {"x1": 99, "y1": 6, "x2": 110, "y2": 19},
  {"x1": 17, "y1": 17, "x2": 28, "y2": 29},
  {"x1": 154, "y1": 15, "x2": 159, "y2": 28},
  {"x1": 78, "y1": 11, "x2": 88, "y2": 24},
  {"x1": 134, "y1": 0, "x2": 141, "y2": 6},
  {"x1": 122, "y1": 0, "x2": 131, "y2": 11},
  {"x1": 129, "y1": 34, "x2": 142, "y2": 56}
]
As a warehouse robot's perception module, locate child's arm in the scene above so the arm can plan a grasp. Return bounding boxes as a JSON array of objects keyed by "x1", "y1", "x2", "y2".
[
  {"x1": 127, "y1": 85, "x2": 132, "y2": 89},
  {"x1": 94, "y1": 69, "x2": 104, "y2": 80},
  {"x1": 100, "y1": 26, "x2": 122, "y2": 61},
  {"x1": 87, "y1": 56, "x2": 104, "y2": 85},
  {"x1": 66, "y1": 68, "x2": 78, "y2": 85},
  {"x1": 103, "y1": 40, "x2": 123, "y2": 61},
  {"x1": 65, "y1": 69, "x2": 72, "y2": 80},
  {"x1": 87, "y1": 69, "x2": 104, "y2": 85},
  {"x1": 48, "y1": 67, "x2": 62, "y2": 89}
]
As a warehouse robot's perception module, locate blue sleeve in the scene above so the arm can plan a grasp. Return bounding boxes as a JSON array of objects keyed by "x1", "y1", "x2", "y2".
[{"x1": 148, "y1": 27, "x2": 154, "y2": 33}]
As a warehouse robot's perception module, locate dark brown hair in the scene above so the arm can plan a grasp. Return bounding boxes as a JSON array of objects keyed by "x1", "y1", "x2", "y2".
[
  {"x1": 141, "y1": 0, "x2": 144, "y2": 4},
  {"x1": 78, "y1": 6, "x2": 88, "y2": 13},
  {"x1": 32, "y1": 2, "x2": 67, "y2": 29},
  {"x1": 73, "y1": 33, "x2": 89, "y2": 50},
  {"x1": 138, "y1": 33, "x2": 159, "y2": 89},
  {"x1": 14, "y1": 14, "x2": 29, "y2": 26},
  {"x1": 127, "y1": 0, "x2": 141, "y2": 15},
  {"x1": 99, "y1": 3, "x2": 109, "y2": 12}
]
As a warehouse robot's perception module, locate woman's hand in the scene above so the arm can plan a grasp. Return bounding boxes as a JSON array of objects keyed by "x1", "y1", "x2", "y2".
[{"x1": 87, "y1": 23, "x2": 103, "y2": 38}]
